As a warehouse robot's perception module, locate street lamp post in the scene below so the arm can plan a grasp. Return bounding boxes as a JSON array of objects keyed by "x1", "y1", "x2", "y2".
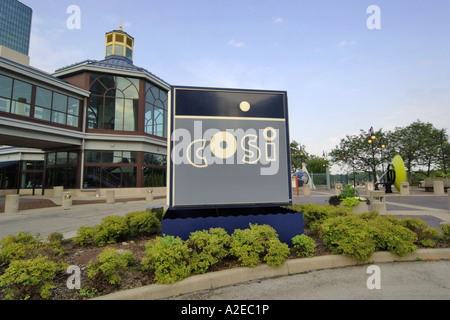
[
  {"x1": 379, "y1": 138, "x2": 386, "y2": 184},
  {"x1": 323, "y1": 151, "x2": 331, "y2": 190},
  {"x1": 367, "y1": 127, "x2": 378, "y2": 190},
  {"x1": 441, "y1": 130, "x2": 448, "y2": 174}
]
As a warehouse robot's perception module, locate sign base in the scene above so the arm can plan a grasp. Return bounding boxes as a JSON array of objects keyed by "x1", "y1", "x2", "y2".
[{"x1": 162, "y1": 206, "x2": 303, "y2": 245}]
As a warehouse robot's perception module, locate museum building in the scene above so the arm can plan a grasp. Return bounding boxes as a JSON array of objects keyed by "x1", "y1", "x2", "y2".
[{"x1": 0, "y1": 17, "x2": 170, "y2": 195}]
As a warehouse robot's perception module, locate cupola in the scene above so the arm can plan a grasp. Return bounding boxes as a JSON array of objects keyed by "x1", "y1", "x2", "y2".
[{"x1": 105, "y1": 25, "x2": 134, "y2": 62}]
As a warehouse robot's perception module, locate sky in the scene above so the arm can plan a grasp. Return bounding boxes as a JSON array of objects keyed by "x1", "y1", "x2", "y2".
[{"x1": 20, "y1": 0, "x2": 450, "y2": 173}]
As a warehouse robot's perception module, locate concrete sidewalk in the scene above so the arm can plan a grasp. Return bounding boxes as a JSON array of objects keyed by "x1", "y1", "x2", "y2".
[
  {"x1": 0, "y1": 197, "x2": 168, "y2": 240},
  {"x1": 0, "y1": 187, "x2": 448, "y2": 241}
]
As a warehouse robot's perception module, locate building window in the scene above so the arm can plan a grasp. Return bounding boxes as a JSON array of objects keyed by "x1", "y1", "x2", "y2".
[
  {"x1": 145, "y1": 83, "x2": 168, "y2": 138},
  {"x1": 0, "y1": 75, "x2": 31, "y2": 117},
  {"x1": 45, "y1": 151, "x2": 78, "y2": 188},
  {"x1": 0, "y1": 74, "x2": 13, "y2": 113},
  {"x1": 21, "y1": 161, "x2": 44, "y2": 189},
  {"x1": 11, "y1": 79, "x2": 31, "y2": 117},
  {"x1": 88, "y1": 73, "x2": 139, "y2": 131},
  {"x1": 34, "y1": 86, "x2": 80, "y2": 127},
  {"x1": 83, "y1": 150, "x2": 138, "y2": 188},
  {"x1": 143, "y1": 152, "x2": 166, "y2": 187}
]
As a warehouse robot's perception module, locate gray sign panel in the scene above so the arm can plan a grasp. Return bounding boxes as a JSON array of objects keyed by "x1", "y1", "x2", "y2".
[{"x1": 169, "y1": 86, "x2": 292, "y2": 208}]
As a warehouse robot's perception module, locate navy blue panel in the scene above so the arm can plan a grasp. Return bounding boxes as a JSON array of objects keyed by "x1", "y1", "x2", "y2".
[
  {"x1": 174, "y1": 88, "x2": 286, "y2": 119},
  {"x1": 162, "y1": 206, "x2": 303, "y2": 245}
]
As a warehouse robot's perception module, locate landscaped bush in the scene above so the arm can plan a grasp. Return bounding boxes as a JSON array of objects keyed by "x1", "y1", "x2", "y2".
[
  {"x1": 73, "y1": 211, "x2": 162, "y2": 247},
  {"x1": 441, "y1": 223, "x2": 450, "y2": 242},
  {"x1": 398, "y1": 217, "x2": 442, "y2": 247},
  {"x1": 291, "y1": 234, "x2": 316, "y2": 258},
  {"x1": 364, "y1": 215, "x2": 418, "y2": 256},
  {"x1": 125, "y1": 210, "x2": 161, "y2": 237},
  {"x1": 93, "y1": 216, "x2": 129, "y2": 246},
  {"x1": 319, "y1": 213, "x2": 417, "y2": 262},
  {"x1": 289, "y1": 203, "x2": 350, "y2": 232},
  {"x1": 0, "y1": 256, "x2": 63, "y2": 300},
  {"x1": 418, "y1": 226, "x2": 441, "y2": 247},
  {"x1": 73, "y1": 225, "x2": 96, "y2": 247},
  {"x1": 42, "y1": 232, "x2": 66, "y2": 260},
  {"x1": 341, "y1": 197, "x2": 362, "y2": 210},
  {"x1": 0, "y1": 232, "x2": 66, "y2": 265},
  {"x1": 141, "y1": 235, "x2": 192, "y2": 284},
  {"x1": 328, "y1": 195, "x2": 341, "y2": 206},
  {"x1": 87, "y1": 248, "x2": 135, "y2": 285},
  {"x1": 0, "y1": 232, "x2": 41, "y2": 264},
  {"x1": 73, "y1": 216, "x2": 129, "y2": 247},
  {"x1": 187, "y1": 228, "x2": 231, "y2": 274},
  {"x1": 230, "y1": 224, "x2": 289, "y2": 268}
]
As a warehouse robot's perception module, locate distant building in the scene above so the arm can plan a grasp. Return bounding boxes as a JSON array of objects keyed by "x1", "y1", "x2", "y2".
[{"x1": 0, "y1": 0, "x2": 32, "y2": 65}]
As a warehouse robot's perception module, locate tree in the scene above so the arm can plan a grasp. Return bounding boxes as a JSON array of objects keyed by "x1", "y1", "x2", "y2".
[
  {"x1": 306, "y1": 155, "x2": 328, "y2": 173},
  {"x1": 290, "y1": 141, "x2": 308, "y2": 173},
  {"x1": 330, "y1": 128, "x2": 390, "y2": 183},
  {"x1": 387, "y1": 120, "x2": 444, "y2": 182}
]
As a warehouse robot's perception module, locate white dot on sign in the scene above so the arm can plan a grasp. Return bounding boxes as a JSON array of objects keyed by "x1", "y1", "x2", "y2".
[{"x1": 240, "y1": 101, "x2": 250, "y2": 112}]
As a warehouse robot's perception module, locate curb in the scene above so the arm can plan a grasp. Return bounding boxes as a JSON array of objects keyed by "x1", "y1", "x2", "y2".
[{"x1": 93, "y1": 248, "x2": 450, "y2": 300}]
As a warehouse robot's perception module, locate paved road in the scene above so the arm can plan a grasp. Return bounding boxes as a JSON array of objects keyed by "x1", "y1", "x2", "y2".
[{"x1": 170, "y1": 260, "x2": 450, "y2": 300}]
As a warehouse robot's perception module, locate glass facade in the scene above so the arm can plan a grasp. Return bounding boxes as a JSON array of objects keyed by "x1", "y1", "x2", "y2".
[
  {"x1": 88, "y1": 72, "x2": 168, "y2": 138},
  {"x1": 88, "y1": 72, "x2": 139, "y2": 131},
  {"x1": 0, "y1": 0, "x2": 32, "y2": 55},
  {"x1": 83, "y1": 151, "x2": 166, "y2": 188},
  {"x1": 46, "y1": 151, "x2": 79, "y2": 189},
  {"x1": 34, "y1": 86, "x2": 80, "y2": 126},
  {"x1": 145, "y1": 82, "x2": 168, "y2": 138},
  {"x1": 0, "y1": 74, "x2": 82, "y2": 127},
  {"x1": 143, "y1": 152, "x2": 167, "y2": 187},
  {"x1": 21, "y1": 160, "x2": 44, "y2": 189}
]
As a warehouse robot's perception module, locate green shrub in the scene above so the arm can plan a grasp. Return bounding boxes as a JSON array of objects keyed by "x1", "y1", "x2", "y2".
[
  {"x1": 73, "y1": 225, "x2": 96, "y2": 247},
  {"x1": 289, "y1": 203, "x2": 349, "y2": 232},
  {"x1": 319, "y1": 214, "x2": 417, "y2": 262},
  {"x1": 230, "y1": 224, "x2": 289, "y2": 268},
  {"x1": 328, "y1": 195, "x2": 341, "y2": 206},
  {"x1": 341, "y1": 197, "x2": 361, "y2": 210},
  {"x1": 399, "y1": 217, "x2": 442, "y2": 247},
  {"x1": 339, "y1": 185, "x2": 357, "y2": 199},
  {"x1": 0, "y1": 256, "x2": 61, "y2": 300},
  {"x1": 87, "y1": 248, "x2": 134, "y2": 285},
  {"x1": 401, "y1": 217, "x2": 427, "y2": 232},
  {"x1": 187, "y1": 228, "x2": 231, "y2": 274},
  {"x1": 43, "y1": 232, "x2": 66, "y2": 258},
  {"x1": 125, "y1": 210, "x2": 161, "y2": 237},
  {"x1": 291, "y1": 234, "x2": 316, "y2": 258},
  {"x1": 93, "y1": 216, "x2": 129, "y2": 246},
  {"x1": 142, "y1": 235, "x2": 192, "y2": 284},
  {"x1": 263, "y1": 239, "x2": 290, "y2": 267},
  {"x1": 0, "y1": 232, "x2": 41, "y2": 264},
  {"x1": 418, "y1": 226, "x2": 441, "y2": 247},
  {"x1": 319, "y1": 215, "x2": 376, "y2": 262},
  {"x1": 441, "y1": 223, "x2": 450, "y2": 241},
  {"x1": 366, "y1": 217, "x2": 417, "y2": 256}
]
